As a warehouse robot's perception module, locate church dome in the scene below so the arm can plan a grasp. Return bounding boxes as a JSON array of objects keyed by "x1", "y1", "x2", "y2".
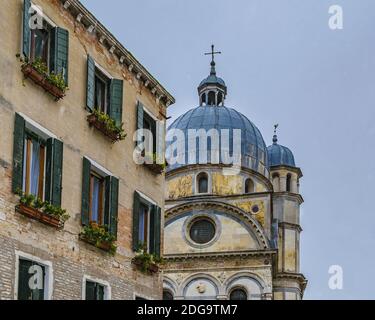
[
  {"x1": 267, "y1": 134, "x2": 296, "y2": 167},
  {"x1": 167, "y1": 106, "x2": 269, "y2": 176}
]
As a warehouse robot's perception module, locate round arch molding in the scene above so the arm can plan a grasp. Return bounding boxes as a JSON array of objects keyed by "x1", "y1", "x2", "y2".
[{"x1": 165, "y1": 200, "x2": 270, "y2": 250}]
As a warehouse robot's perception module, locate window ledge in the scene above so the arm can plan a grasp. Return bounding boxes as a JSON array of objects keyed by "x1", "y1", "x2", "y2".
[
  {"x1": 87, "y1": 113, "x2": 124, "y2": 143},
  {"x1": 16, "y1": 204, "x2": 64, "y2": 229},
  {"x1": 21, "y1": 64, "x2": 66, "y2": 101},
  {"x1": 132, "y1": 256, "x2": 160, "y2": 274},
  {"x1": 143, "y1": 163, "x2": 165, "y2": 175}
]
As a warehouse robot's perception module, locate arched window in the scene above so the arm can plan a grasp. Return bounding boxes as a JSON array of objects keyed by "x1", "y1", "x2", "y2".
[
  {"x1": 272, "y1": 173, "x2": 280, "y2": 192},
  {"x1": 229, "y1": 288, "x2": 248, "y2": 300},
  {"x1": 207, "y1": 91, "x2": 216, "y2": 105},
  {"x1": 286, "y1": 174, "x2": 292, "y2": 192},
  {"x1": 201, "y1": 93, "x2": 206, "y2": 106},
  {"x1": 163, "y1": 290, "x2": 174, "y2": 300},
  {"x1": 245, "y1": 178, "x2": 254, "y2": 194},
  {"x1": 217, "y1": 92, "x2": 223, "y2": 106},
  {"x1": 197, "y1": 172, "x2": 208, "y2": 194}
]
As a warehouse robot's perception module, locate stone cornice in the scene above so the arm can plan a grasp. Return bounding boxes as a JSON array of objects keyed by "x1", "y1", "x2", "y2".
[
  {"x1": 272, "y1": 192, "x2": 304, "y2": 204},
  {"x1": 274, "y1": 272, "x2": 308, "y2": 293},
  {"x1": 60, "y1": 0, "x2": 175, "y2": 107},
  {"x1": 164, "y1": 249, "x2": 277, "y2": 262},
  {"x1": 279, "y1": 222, "x2": 303, "y2": 233},
  {"x1": 269, "y1": 165, "x2": 303, "y2": 178}
]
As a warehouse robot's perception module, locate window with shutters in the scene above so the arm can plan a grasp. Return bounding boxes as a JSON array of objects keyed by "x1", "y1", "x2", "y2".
[
  {"x1": 13, "y1": 114, "x2": 64, "y2": 207},
  {"x1": 81, "y1": 158, "x2": 119, "y2": 236},
  {"x1": 21, "y1": 1, "x2": 69, "y2": 98},
  {"x1": 16, "y1": 256, "x2": 51, "y2": 300},
  {"x1": 84, "y1": 281, "x2": 106, "y2": 300},
  {"x1": 132, "y1": 191, "x2": 161, "y2": 256}
]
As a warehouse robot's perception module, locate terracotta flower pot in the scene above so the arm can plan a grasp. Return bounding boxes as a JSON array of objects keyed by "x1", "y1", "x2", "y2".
[{"x1": 87, "y1": 114, "x2": 121, "y2": 142}]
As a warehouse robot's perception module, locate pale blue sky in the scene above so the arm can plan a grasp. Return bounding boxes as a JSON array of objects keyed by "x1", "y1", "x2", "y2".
[{"x1": 81, "y1": 0, "x2": 375, "y2": 299}]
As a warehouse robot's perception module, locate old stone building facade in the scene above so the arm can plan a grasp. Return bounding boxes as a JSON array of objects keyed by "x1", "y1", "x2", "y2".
[
  {"x1": 162, "y1": 55, "x2": 307, "y2": 300},
  {"x1": 0, "y1": 0, "x2": 174, "y2": 300}
]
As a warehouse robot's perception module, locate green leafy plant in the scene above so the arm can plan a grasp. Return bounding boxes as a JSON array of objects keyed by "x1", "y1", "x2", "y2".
[
  {"x1": 92, "y1": 108, "x2": 127, "y2": 141},
  {"x1": 144, "y1": 152, "x2": 167, "y2": 171},
  {"x1": 16, "y1": 189, "x2": 70, "y2": 223},
  {"x1": 133, "y1": 243, "x2": 163, "y2": 274},
  {"x1": 17, "y1": 54, "x2": 68, "y2": 93},
  {"x1": 80, "y1": 223, "x2": 117, "y2": 255}
]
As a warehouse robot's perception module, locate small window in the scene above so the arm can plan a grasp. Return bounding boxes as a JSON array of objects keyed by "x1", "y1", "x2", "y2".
[
  {"x1": 286, "y1": 174, "x2": 292, "y2": 192},
  {"x1": 138, "y1": 203, "x2": 150, "y2": 252},
  {"x1": 18, "y1": 259, "x2": 46, "y2": 300},
  {"x1": 89, "y1": 172, "x2": 105, "y2": 225},
  {"x1": 229, "y1": 288, "x2": 248, "y2": 300},
  {"x1": 85, "y1": 281, "x2": 105, "y2": 300},
  {"x1": 94, "y1": 68, "x2": 110, "y2": 114},
  {"x1": 244, "y1": 178, "x2": 254, "y2": 194},
  {"x1": 163, "y1": 290, "x2": 174, "y2": 300},
  {"x1": 197, "y1": 172, "x2": 208, "y2": 194},
  {"x1": 23, "y1": 134, "x2": 46, "y2": 200},
  {"x1": 30, "y1": 19, "x2": 53, "y2": 69},
  {"x1": 189, "y1": 218, "x2": 215, "y2": 244}
]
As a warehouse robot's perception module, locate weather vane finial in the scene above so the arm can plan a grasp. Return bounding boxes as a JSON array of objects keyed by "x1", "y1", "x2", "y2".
[
  {"x1": 204, "y1": 44, "x2": 221, "y2": 75},
  {"x1": 273, "y1": 124, "x2": 279, "y2": 144}
]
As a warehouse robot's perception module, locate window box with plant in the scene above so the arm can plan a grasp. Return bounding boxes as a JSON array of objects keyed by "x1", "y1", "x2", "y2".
[
  {"x1": 19, "y1": 57, "x2": 68, "y2": 100},
  {"x1": 143, "y1": 152, "x2": 167, "y2": 175},
  {"x1": 20, "y1": 1, "x2": 69, "y2": 101},
  {"x1": 87, "y1": 109, "x2": 126, "y2": 143},
  {"x1": 15, "y1": 190, "x2": 69, "y2": 229},
  {"x1": 79, "y1": 223, "x2": 117, "y2": 255},
  {"x1": 132, "y1": 244, "x2": 163, "y2": 274}
]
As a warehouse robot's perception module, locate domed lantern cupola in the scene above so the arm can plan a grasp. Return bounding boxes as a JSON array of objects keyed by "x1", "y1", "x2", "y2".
[{"x1": 198, "y1": 45, "x2": 227, "y2": 106}]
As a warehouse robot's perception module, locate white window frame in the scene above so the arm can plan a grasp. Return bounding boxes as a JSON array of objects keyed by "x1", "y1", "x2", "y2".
[
  {"x1": 82, "y1": 275, "x2": 111, "y2": 300},
  {"x1": 14, "y1": 250, "x2": 53, "y2": 300}
]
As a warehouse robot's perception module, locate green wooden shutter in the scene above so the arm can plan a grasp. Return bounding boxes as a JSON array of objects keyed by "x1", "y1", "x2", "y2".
[
  {"x1": 86, "y1": 55, "x2": 95, "y2": 111},
  {"x1": 85, "y1": 281, "x2": 96, "y2": 300},
  {"x1": 18, "y1": 259, "x2": 32, "y2": 300},
  {"x1": 109, "y1": 79, "x2": 123, "y2": 127},
  {"x1": 81, "y1": 158, "x2": 91, "y2": 226},
  {"x1": 51, "y1": 139, "x2": 63, "y2": 207},
  {"x1": 45, "y1": 138, "x2": 54, "y2": 203},
  {"x1": 104, "y1": 175, "x2": 111, "y2": 227},
  {"x1": 109, "y1": 177, "x2": 119, "y2": 238},
  {"x1": 50, "y1": 27, "x2": 69, "y2": 85},
  {"x1": 22, "y1": 0, "x2": 31, "y2": 58},
  {"x1": 132, "y1": 191, "x2": 141, "y2": 251},
  {"x1": 12, "y1": 114, "x2": 25, "y2": 193},
  {"x1": 97, "y1": 284, "x2": 105, "y2": 300},
  {"x1": 136, "y1": 102, "x2": 144, "y2": 146},
  {"x1": 150, "y1": 206, "x2": 161, "y2": 257}
]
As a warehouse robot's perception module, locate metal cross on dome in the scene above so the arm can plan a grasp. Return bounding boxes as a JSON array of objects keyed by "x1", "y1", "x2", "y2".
[{"x1": 204, "y1": 44, "x2": 221, "y2": 63}]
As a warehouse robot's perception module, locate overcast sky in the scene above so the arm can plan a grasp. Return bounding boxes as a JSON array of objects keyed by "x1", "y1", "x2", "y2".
[{"x1": 81, "y1": 0, "x2": 375, "y2": 299}]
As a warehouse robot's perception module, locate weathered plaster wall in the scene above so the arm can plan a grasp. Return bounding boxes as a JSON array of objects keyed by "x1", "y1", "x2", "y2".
[{"x1": 0, "y1": 0, "x2": 168, "y2": 299}]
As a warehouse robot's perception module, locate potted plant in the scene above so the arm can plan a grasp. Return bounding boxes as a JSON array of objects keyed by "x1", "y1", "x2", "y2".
[
  {"x1": 17, "y1": 54, "x2": 68, "y2": 100},
  {"x1": 87, "y1": 108, "x2": 127, "y2": 143},
  {"x1": 132, "y1": 243, "x2": 163, "y2": 274},
  {"x1": 143, "y1": 152, "x2": 167, "y2": 174},
  {"x1": 79, "y1": 223, "x2": 117, "y2": 255},
  {"x1": 15, "y1": 190, "x2": 70, "y2": 229}
]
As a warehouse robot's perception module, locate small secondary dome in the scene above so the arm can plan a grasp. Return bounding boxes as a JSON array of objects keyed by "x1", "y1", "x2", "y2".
[{"x1": 267, "y1": 131, "x2": 296, "y2": 167}]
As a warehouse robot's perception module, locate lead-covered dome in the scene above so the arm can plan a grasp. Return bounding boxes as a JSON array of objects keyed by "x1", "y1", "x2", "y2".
[
  {"x1": 166, "y1": 106, "x2": 269, "y2": 176},
  {"x1": 267, "y1": 134, "x2": 296, "y2": 167}
]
